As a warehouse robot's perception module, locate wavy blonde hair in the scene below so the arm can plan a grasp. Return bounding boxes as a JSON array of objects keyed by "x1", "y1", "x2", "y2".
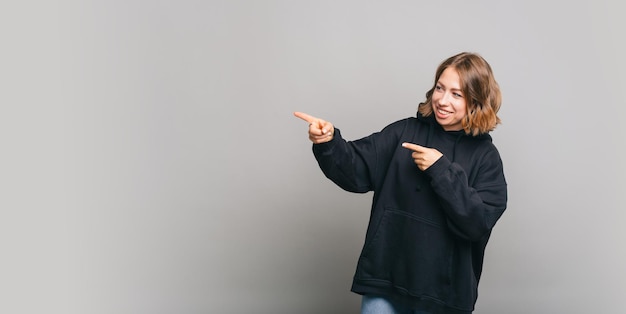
[{"x1": 419, "y1": 52, "x2": 502, "y2": 136}]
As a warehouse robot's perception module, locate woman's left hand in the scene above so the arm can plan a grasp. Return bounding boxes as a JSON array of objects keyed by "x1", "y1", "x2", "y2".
[{"x1": 401, "y1": 142, "x2": 443, "y2": 171}]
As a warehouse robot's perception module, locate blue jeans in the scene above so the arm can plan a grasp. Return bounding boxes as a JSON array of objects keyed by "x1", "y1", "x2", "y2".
[{"x1": 361, "y1": 295, "x2": 432, "y2": 314}]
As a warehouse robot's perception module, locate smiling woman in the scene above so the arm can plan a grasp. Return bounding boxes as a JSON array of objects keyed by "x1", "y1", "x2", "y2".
[
  {"x1": 432, "y1": 67, "x2": 467, "y2": 131},
  {"x1": 5, "y1": 0, "x2": 626, "y2": 313},
  {"x1": 295, "y1": 52, "x2": 507, "y2": 313},
  {"x1": 418, "y1": 52, "x2": 502, "y2": 136}
]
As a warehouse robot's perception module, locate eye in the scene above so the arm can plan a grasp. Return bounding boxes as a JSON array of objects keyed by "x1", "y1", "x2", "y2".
[
  {"x1": 435, "y1": 85, "x2": 443, "y2": 91},
  {"x1": 453, "y1": 92, "x2": 463, "y2": 98}
]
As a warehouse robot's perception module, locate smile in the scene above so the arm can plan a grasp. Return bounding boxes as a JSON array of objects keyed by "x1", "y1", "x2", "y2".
[{"x1": 437, "y1": 108, "x2": 453, "y2": 115}]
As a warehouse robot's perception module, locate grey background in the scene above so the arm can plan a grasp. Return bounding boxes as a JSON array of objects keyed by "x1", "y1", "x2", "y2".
[{"x1": 2, "y1": 1, "x2": 625, "y2": 313}]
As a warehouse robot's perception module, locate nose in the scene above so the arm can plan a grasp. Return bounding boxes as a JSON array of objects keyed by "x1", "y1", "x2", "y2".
[{"x1": 437, "y1": 92, "x2": 450, "y2": 105}]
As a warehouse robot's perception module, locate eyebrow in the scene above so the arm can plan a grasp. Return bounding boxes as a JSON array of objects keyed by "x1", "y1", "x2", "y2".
[{"x1": 436, "y1": 81, "x2": 463, "y2": 92}]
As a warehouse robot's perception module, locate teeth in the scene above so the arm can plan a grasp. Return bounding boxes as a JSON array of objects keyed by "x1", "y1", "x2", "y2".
[{"x1": 438, "y1": 109, "x2": 451, "y2": 115}]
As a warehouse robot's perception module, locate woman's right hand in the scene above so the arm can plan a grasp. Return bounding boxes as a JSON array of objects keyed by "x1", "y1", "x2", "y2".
[{"x1": 293, "y1": 112, "x2": 334, "y2": 144}]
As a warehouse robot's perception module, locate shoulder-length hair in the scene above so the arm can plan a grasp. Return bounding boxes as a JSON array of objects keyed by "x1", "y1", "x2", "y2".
[{"x1": 418, "y1": 52, "x2": 502, "y2": 136}]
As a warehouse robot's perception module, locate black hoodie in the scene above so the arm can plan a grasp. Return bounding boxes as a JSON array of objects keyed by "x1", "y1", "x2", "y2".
[{"x1": 311, "y1": 112, "x2": 507, "y2": 313}]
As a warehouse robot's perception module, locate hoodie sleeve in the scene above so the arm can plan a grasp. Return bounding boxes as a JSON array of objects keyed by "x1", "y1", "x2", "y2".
[
  {"x1": 312, "y1": 121, "x2": 405, "y2": 193},
  {"x1": 424, "y1": 146, "x2": 508, "y2": 241}
]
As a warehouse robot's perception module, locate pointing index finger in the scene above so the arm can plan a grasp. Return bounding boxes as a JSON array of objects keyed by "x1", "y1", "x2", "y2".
[
  {"x1": 402, "y1": 142, "x2": 425, "y2": 152},
  {"x1": 293, "y1": 112, "x2": 317, "y2": 124}
]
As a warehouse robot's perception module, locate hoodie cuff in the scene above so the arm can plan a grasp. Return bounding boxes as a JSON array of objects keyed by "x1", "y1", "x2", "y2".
[
  {"x1": 424, "y1": 154, "x2": 451, "y2": 179},
  {"x1": 312, "y1": 128, "x2": 341, "y2": 156}
]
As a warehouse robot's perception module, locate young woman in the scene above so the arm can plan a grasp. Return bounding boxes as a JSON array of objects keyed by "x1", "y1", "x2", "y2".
[{"x1": 294, "y1": 52, "x2": 507, "y2": 314}]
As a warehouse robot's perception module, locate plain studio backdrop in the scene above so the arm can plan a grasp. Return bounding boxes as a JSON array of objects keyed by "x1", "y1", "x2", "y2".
[{"x1": 1, "y1": 1, "x2": 624, "y2": 313}]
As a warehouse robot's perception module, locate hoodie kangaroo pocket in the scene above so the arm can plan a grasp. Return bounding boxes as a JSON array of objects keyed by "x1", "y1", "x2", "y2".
[{"x1": 357, "y1": 208, "x2": 453, "y2": 297}]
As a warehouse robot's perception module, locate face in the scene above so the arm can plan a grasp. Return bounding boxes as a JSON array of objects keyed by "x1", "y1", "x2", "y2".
[{"x1": 431, "y1": 67, "x2": 467, "y2": 131}]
